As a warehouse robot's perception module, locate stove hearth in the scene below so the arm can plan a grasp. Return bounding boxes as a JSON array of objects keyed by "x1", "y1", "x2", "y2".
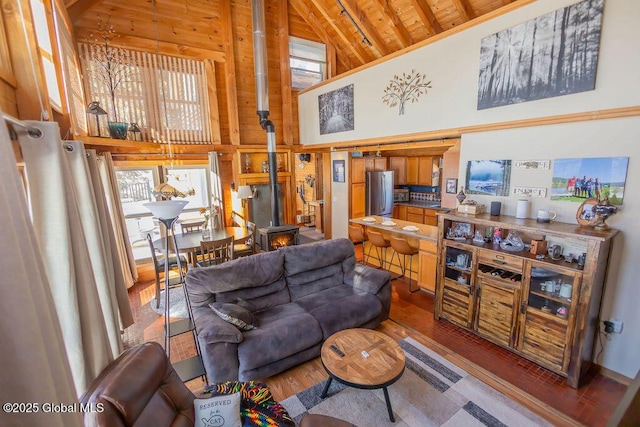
[{"x1": 258, "y1": 225, "x2": 300, "y2": 251}]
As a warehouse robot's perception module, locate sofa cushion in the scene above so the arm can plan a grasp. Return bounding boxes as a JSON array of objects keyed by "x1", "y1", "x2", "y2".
[
  {"x1": 287, "y1": 263, "x2": 344, "y2": 300},
  {"x1": 283, "y1": 238, "x2": 355, "y2": 277},
  {"x1": 209, "y1": 302, "x2": 258, "y2": 331},
  {"x1": 238, "y1": 303, "x2": 322, "y2": 372},
  {"x1": 186, "y1": 250, "x2": 286, "y2": 308},
  {"x1": 295, "y1": 286, "x2": 383, "y2": 339},
  {"x1": 215, "y1": 278, "x2": 290, "y2": 312}
]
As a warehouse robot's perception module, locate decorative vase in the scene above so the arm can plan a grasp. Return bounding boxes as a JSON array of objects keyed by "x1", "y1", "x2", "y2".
[
  {"x1": 456, "y1": 187, "x2": 466, "y2": 205},
  {"x1": 202, "y1": 227, "x2": 211, "y2": 240},
  {"x1": 108, "y1": 121, "x2": 129, "y2": 140}
]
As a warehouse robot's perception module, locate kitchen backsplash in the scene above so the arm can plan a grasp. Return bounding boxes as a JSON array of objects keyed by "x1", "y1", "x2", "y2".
[{"x1": 411, "y1": 192, "x2": 440, "y2": 202}]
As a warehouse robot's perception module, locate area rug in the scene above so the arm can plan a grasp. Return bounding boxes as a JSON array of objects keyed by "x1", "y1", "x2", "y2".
[
  {"x1": 149, "y1": 286, "x2": 189, "y2": 319},
  {"x1": 280, "y1": 337, "x2": 552, "y2": 427}
]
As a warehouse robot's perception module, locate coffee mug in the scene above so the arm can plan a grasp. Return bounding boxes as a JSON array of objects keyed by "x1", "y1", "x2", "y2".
[
  {"x1": 559, "y1": 284, "x2": 572, "y2": 298},
  {"x1": 537, "y1": 209, "x2": 557, "y2": 223}
]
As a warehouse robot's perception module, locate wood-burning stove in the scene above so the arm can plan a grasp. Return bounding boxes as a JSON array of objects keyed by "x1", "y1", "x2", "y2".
[{"x1": 258, "y1": 225, "x2": 299, "y2": 251}]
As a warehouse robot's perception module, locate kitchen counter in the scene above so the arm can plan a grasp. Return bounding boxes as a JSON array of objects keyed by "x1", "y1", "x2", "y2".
[
  {"x1": 350, "y1": 215, "x2": 439, "y2": 293},
  {"x1": 394, "y1": 201, "x2": 450, "y2": 211},
  {"x1": 350, "y1": 216, "x2": 438, "y2": 242}
]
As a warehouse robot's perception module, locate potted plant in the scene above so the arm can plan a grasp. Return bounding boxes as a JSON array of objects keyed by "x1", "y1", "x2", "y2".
[{"x1": 87, "y1": 16, "x2": 134, "y2": 139}]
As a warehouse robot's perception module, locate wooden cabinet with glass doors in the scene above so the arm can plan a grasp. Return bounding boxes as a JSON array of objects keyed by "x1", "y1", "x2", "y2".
[{"x1": 435, "y1": 211, "x2": 618, "y2": 388}]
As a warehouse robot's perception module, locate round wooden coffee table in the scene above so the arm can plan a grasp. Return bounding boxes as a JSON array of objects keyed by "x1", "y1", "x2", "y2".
[{"x1": 320, "y1": 328, "x2": 405, "y2": 422}]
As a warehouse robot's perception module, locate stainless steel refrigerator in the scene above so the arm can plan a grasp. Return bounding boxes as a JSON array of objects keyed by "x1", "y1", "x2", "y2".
[{"x1": 365, "y1": 171, "x2": 394, "y2": 216}]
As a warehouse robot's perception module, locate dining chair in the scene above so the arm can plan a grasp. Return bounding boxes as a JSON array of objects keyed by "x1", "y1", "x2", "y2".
[
  {"x1": 234, "y1": 221, "x2": 257, "y2": 258},
  {"x1": 231, "y1": 210, "x2": 246, "y2": 228},
  {"x1": 198, "y1": 236, "x2": 234, "y2": 267},
  {"x1": 180, "y1": 220, "x2": 204, "y2": 234},
  {"x1": 146, "y1": 233, "x2": 188, "y2": 308}
]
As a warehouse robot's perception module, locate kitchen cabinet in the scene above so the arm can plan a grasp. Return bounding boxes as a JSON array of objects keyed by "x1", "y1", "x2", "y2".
[
  {"x1": 406, "y1": 157, "x2": 418, "y2": 184},
  {"x1": 417, "y1": 156, "x2": 433, "y2": 186},
  {"x1": 351, "y1": 182, "x2": 365, "y2": 219},
  {"x1": 365, "y1": 157, "x2": 387, "y2": 172},
  {"x1": 351, "y1": 157, "x2": 366, "y2": 183},
  {"x1": 406, "y1": 206, "x2": 424, "y2": 224},
  {"x1": 435, "y1": 211, "x2": 618, "y2": 388},
  {"x1": 418, "y1": 240, "x2": 438, "y2": 293},
  {"x1": 396, "y1": 205, "x2": 407, "y2": 221},
  {"x1": 424, "y1": 208, "x2": 438, "y2": 226},
  {"x1": 389, "y1": 157, "x2": 406, "y2": 185},
  {"x1": 350, "y1": 157, "x2": 367, "y2": 219}
]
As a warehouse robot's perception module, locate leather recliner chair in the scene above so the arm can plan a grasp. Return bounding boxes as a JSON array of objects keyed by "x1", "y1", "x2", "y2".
[{"x1": 80, "y1": 342, "x2": 195, "y2": 427}]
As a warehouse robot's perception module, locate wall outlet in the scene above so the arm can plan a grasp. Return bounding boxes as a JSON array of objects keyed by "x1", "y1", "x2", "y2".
[{"x1": 611, "y1": 318, "x2": 623, "y2": 334}]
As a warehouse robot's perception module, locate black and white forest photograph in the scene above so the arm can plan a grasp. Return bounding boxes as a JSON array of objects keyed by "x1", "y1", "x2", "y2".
[
  {"x1": 477, "y1": 0, "x2": 604, "y2": 110},
  {"x1": 319, "y1": 84, "x2": 354, "y2": 135}
]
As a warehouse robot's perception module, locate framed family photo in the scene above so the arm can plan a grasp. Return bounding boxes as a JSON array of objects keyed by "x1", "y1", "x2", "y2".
[{"x1": 333, "y1": 160, "x2": 345, "y2": 182}]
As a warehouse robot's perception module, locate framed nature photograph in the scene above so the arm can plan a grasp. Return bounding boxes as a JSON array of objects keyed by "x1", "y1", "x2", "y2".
[
  {"x1": 551, "y1": 157, "x2": 629, "y2": 205},
  {"x1": 319, "y1": 84, "x2": 354, "y2": 135},
  {"x1": 333, "y1": 160, "x2": 345, "y2": 183},
  {"x1": 465, "y1": 160, "x2": 511, "y2": 196},
  {"x1": 446, "y1": 178, "x2": 458, "y2": 194}
]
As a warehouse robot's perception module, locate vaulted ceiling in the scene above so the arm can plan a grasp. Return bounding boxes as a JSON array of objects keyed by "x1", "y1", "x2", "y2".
[{"x1": 65, "y1": 0, "x2": 522, "y2": 74}]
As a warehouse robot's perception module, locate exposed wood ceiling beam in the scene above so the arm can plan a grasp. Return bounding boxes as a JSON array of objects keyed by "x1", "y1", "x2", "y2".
[
  {"x1": 289, "y1": 0, "x2": 352, "y2": 71},
  {"x1": 502, "y1": 0, "x2": 513, "y2": 4},
  {"x1": 338, "y1": 0, "x2": 390, "y2": 57},
  {"x1": 308, "y1": 0, "x2": 372, "y2": 65},
  {"x1": 409, "y1": 0, "x2": 443, "y2": 35},
  {"x1": 67, "y1": 0, "x2": 105, "y2": 23},
  {"x1": 219, "y1": 1, "x2": 240, "y2": 145},
  {"x1": 74, "y1": 27, "x2": 226, "y2": 61},
  {"x1": 371, "y1": 0, "x2": 413, "y2": 48},
  {"x1": 450, "y1": 0, "x2": 476, "y2": 22}
]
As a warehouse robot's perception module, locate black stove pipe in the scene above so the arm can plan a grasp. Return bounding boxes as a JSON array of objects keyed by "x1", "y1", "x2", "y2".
[{"x1": 252, "y1": 0, "x2": 280, "y2": 226}]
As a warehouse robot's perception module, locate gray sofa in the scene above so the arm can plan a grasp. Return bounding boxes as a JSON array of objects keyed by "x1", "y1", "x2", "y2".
[{"x1": 185, "y1": 238, "x2": 391, "y2": 383}]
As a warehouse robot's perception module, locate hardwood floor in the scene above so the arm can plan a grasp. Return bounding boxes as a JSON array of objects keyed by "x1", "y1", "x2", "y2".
[{"x1": 125, "y1": 272, "x2": 626, "y2": 427}]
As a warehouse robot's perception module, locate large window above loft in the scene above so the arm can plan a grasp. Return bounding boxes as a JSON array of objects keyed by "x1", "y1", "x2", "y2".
[
  {"x1": 289, "y1": 37, "x2": 326, "y2": 90},
  {"x1": 78, "y1": 43, "x2": 211, "y2": 144}
]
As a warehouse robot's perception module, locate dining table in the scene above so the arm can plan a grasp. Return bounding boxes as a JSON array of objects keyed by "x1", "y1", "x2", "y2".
[{"x1": 153, "y1": 226, "x2": 249, "y2": 268}]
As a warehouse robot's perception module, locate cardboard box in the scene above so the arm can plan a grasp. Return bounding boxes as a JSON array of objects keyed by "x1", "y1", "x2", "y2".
[{"x1": 457, "y1": 204, "x2": 486, "y2": 215}]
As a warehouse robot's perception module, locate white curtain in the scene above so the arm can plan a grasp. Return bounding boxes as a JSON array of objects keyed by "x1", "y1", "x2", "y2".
[
  {"x1": 91, "y1": 151, "x2": 135, "y2": 325},
  {"x1": 97, "y1": 152, "x2": 139, "y2": 290},
  {"x1": 18, "y1": 121, "x2": 127, "y2": 394},
  {"x1": 0, "y1": 116, "x2": 82, "y2": 426}
]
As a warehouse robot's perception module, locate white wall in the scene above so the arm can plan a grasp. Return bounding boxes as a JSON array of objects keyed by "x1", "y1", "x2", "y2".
[
  {"x1": 298, "y1": 0, "x2": 640, "y2": 145},
  {"x1": 298, "y1": 0, "x2": 640, "y2": 378},
  {"x1": 460, "y1": 117, "x2": 639, "y2": 378},
  {"x1": 331, "y1": 151, "x2": 349, "y2": 239}
]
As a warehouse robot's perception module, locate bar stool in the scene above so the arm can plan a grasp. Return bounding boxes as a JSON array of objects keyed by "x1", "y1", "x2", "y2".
[
  {"x1": 348, "y1": 225, "x2": 367, "y2": 263},
  {"x1": 389, "y1": 236, "x2": 419, "y2": 293},
  {"x1": 366, "y1": 230, "x2": 391, "y2": 269}
]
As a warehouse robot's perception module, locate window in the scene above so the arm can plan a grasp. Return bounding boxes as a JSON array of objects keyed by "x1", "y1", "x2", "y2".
[
  {"x1": 289, "y1": 37, "x2": 326, "y2": 90},
  {"x1": 78, "y1": 43, "x2": 211, "y2": 143},
  {"x1": 115, "y1": 165, "x2": 210, "y2": 261},
  {"x1": 30, "y1": 0, "x2": 64, "y2": 111}
]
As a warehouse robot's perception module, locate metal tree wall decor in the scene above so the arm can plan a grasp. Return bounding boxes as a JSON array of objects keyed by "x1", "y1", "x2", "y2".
[
  {"x1": 382, "y1": 69, "x2": 432, "y2": 115},
  {"x1": 477, "y1": 0, "x2": 604, "y2": 110},
  {"x1": 86, "y1": 15, "x2": 136, "y2": 123}
]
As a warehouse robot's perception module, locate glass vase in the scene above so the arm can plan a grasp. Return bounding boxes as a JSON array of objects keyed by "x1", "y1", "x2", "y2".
[{"x1": 202, "y1": 227, "x2": 211, "y2": 240}]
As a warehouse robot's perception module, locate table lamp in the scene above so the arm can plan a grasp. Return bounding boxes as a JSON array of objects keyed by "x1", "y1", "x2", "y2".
[{"x1": 144, "y1": 200, "x2": 188, "y2": 356}]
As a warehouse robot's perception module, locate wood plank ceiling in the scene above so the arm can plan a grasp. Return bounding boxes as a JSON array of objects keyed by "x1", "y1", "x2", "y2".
[{"x1": 67, "y1": 0, "x2": 519, "y2": 75}]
